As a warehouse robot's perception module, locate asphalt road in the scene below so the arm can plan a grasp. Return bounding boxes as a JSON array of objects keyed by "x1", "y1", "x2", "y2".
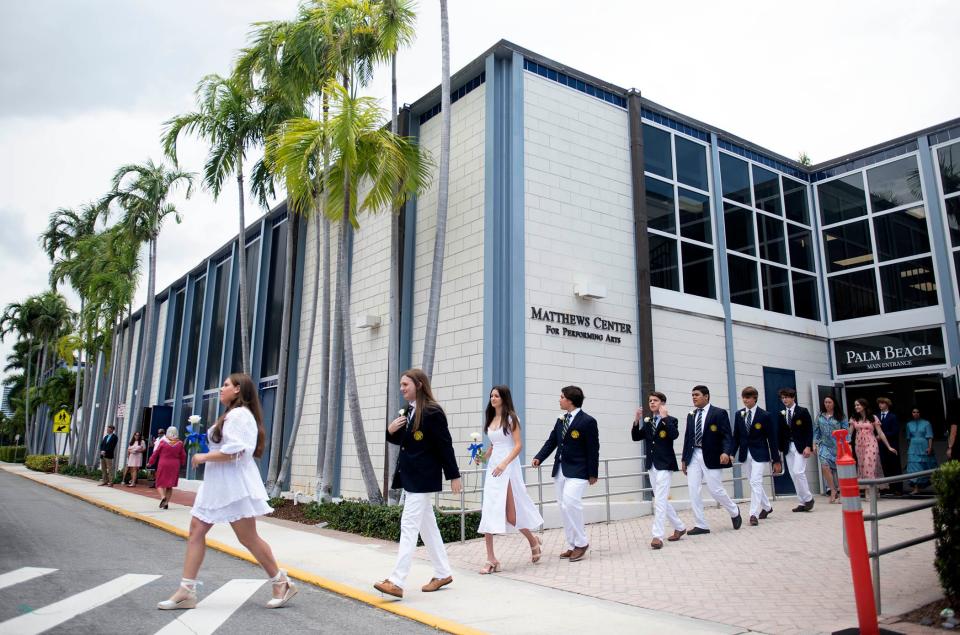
[{"x1": 0, "y1": 470, "x2": 434, "y2": 634}]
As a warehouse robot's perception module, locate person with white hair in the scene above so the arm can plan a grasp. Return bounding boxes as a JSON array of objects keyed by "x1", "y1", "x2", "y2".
[{"x1": 147, "y1": 425, "x2": 186, "y2": 509}]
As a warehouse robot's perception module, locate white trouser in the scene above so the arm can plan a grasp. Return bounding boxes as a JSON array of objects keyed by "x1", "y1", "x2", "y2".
[
  {"x1": 687, "y1": 449, "x2": 739, "y2": 529},
  {"x1": 744, "y1": 456, "x2": 772, "y2": 518},
  {"x1": 388, "y1": 491, "x2": 451, "y2": 588},
  {"x1": 786, "y1": 443, "x2": 813, "y2": 504},
  {"x1": 649, "y1": 466, "x2": 685, "y2": 539},
  {"x1": 555, "y1": 471, "x2": 589, "y2": 548}
]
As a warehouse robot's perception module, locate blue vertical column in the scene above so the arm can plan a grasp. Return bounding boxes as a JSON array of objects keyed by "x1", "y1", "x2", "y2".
[
  {"x1": 399, "y1": 109, "x2": 420, "y2": 375},
  {"x1": 918, "y1": 135, "x2": 960, "y2": 365},
  {"x1": 221, "y1": 241, "x2": 240, "y2": 379},
  {"x1": 250, "y1": 218, "x2": 271, "y2": 384},
  {"x1": 483, "y1": 51, "x2": 526, "y2": 458},
  {"x1": 191, "y1": 258, "x2": 217, "y2": 411}
]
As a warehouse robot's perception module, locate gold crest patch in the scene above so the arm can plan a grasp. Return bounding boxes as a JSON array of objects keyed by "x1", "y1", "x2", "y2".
[
  {"x1": 754, "y1": 423, "x2": 762, "y2": 430},
  {"x1": 571, "y1": 430, "x2": 580, "y2": 439},
  {"x1": 794, "y1": 419, "x2": 802, "y2": 426},
  {"x1": 658, "y1": 430, "x2": 667, "y2": 439},
  {"x1": 413, "y1": 430, "x2": 424, "y2": 441},
  {"x1": 709, "y1": 424, "x2": 718, "y2": 432}
]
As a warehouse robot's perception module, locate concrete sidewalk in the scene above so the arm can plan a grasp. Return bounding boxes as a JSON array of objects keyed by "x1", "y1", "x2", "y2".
[{"x1": 2, "y1": 464, "x2": 749, "y2": 635}]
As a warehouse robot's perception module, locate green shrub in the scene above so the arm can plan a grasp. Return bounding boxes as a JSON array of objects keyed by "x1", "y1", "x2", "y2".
[
  {"x1": 282, "y1": 498, "x2": 481, "y2": 543},
  {"x1": 0, "y1": 446, "x2": 26, "y2": 463},
  {"x1": 933, "y1": 461, "x2": 960, "y2": 603},
  {"x1": 24, "y1": 454, "x2": 68, "y2": 473}
]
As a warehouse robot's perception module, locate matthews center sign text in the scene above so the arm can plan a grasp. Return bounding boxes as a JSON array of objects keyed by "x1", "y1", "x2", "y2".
[{"x1": 530, "y1": 307, "x2": 632, "y2": 344}]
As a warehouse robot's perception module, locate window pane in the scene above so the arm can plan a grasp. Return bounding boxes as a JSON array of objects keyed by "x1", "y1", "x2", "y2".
[
  {"x1": 938, "y1": 142, "x2": 960, "y2": 195},
  {"x1": 678, "y1": 187, "x2": 711, "y2": 243},
  {"x1": 675, "y1": 136, "x2": 708, "y2": 191},
  {"x1": 728, "y1": 254, "x2": 760, "y2": 308},
  {"x1": 867, "y1": 156, "x2": 921, "y2": 212},
  {"x1": 783, "y1": 178, "x2": 809, "y2": 224},
  {"x1": 231, "y1": 240, "x2": 260, "y2": 374},
  {"x1": 945, "y1": 196, "x2": 960, "y2": 247},
  {"x1": 788, "y1": 226, "x2": 815, "y2": 272},
  {"x1": 757, "y1": 214, "x2": 786, "y2": 264},
  {"x1": 645, "y1": 176, "x2": 675, "y2": 234},
  {"x1": 720, "y1": 154, "x2": 750, "y2": 205},
  {"x1": 792, "y1": 272, "x2": 820, "y2": 320},
  {"x1": 183, "y1": 276, "x2": 206, "y2": 396},
  {"x1": 818, "y1": 173, "x2": 867, "y2": 225},
  {"x1": 880, "y1": 256, "x2": 938, "y2": 313},
  {"x1": 873, "y1": 207, "x2": 930, "y2": 262},
  {"x1": 205, "y1": 261, "x2": 230, "y2": 390},
  {"x1": 261, "y1": 221, "x2": 288, "y2": 378},
  {"x1": 762, "y1": 264, "x2": 791, "y2": 315},
  {"x1": 681, "y1": 242, "x2": 715, "y2": 299},
  {"x1": 753, "y1": 165, "x2": 782, "y2": 215},
  {"x1": 643, "y1": 124, "x2": 672, "y2": 180},
  {"x1": 649, "y1": 233, "x2": 679, "y2": 291},
  {"x1": 829, "y1": 269, "x2": 879, "y2": 321},
  {"x1": 724, "y1": 203, "x2": 754, "y2": 255},
  {"x1": 822, "y1": 220, "x2": 873, "y2": 273},
  {"x1": 164, "y1": 290, "x2": 185, "y2": 401}
]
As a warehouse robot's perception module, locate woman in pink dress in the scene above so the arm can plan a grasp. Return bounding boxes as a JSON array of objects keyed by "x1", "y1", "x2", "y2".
[
  {"x1": 123, "y1": 432, "x2": 146, "y2": 487},
  {"x1": 849, "y1": 398, "x2": 897, "y2": 488},
  {"x1": 148, "y1": 426, "x2": 186, "y2": 509}
]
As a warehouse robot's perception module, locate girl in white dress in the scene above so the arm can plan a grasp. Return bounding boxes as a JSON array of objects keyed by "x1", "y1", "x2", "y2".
[
  {"x1": 157, "y1": 373, "x2": 297, "y2": 610},
  {"x1": 477, "y1": 385, "x2": 544, "y2": 573}
]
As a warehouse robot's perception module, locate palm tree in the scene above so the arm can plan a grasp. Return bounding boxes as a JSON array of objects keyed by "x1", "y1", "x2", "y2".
[
  {"x1": 1, "y1": 301, "x2": 36, "y2": 450},
  {"x1": 268, "y1": 82, "x2": 431, "y2": 503},
  {"x1": 103, "y1": 160, "x2": 193, "y2": 442},
  {"x1": 375, "y1": 0, "x2": 417, "y2": 502},
  {"x1": 421, "y1": 0, "x2": 451, "y2": 378}
]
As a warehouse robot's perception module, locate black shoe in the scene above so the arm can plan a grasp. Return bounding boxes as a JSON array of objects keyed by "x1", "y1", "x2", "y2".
[
  {"x1": 759, "y1": 508, "x2": 773, "y2": 519},
  {"x1": 732, "y1": 512, "x2": 742, "y2": 530},
  {"x1": 804, "y1": 499, "x2": 815, "y2": 511},
  {"x1": 687, "y1": 527, "x2": 711, "y2": 536},
  {"x1": 792, "y1": 504, "x2": 809, "y2": 512},
  {"x1": 749, "y1": 515, "x2": 759, "y2": 526}
]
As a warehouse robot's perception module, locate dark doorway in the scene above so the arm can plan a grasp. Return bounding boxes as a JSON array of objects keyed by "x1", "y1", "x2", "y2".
[
  {"x1": 843, "y1": 374, "x2": 946, "y2": 455},
  {"x1": 763, "y1": 366, "x2": 797, "y2": 495}
]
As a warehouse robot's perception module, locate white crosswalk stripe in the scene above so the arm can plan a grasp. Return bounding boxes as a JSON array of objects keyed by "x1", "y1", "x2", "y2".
[
  {"x1": 153, "y1": 579, "x2": 267, "y2": 635},
  {"x1": 0, "y1": 568, "x2": 57, "y2": 592},
  {"x1": 0, "y1": 573, "x2": 161, "y2": 635}
]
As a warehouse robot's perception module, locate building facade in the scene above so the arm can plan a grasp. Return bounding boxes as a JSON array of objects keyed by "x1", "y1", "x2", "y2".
[{"x1": 96, "y1": 40, "x2": 959, "y2": 507}]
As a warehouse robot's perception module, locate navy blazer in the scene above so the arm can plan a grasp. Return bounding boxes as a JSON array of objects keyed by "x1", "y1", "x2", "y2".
[
  {"x1": 534, "y1": 410, "x2": 600, "y2": 480},
  {"x1": 777, "y1": 405, "x2": 814, "y2": 454},
  {"x1": 878, "y1": 411, "x2": 900, "y2": 450},
  {"x1": 732, "y1": 407, "x2": 779, "y2": 464},
  {"x1": 631, "y1": 415, "x2": 680, "y2": 471},
  {"x1": 681, "y1": 405, "x2": 735, "y2": 469},
  {"x1": 387, "y1": 405, "x2": 460, "y2": 493},
  {"x1": 99, "y1": 433, "x2": 118, "y2": 459}
]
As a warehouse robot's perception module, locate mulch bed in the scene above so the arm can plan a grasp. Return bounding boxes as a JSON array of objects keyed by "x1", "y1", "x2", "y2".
[
  {"x1": 266, "y1": 500, "x2": 320, "y2": 525},
  {"x1": 895, "y1": 596, "x2": 955, "y2": 627}
]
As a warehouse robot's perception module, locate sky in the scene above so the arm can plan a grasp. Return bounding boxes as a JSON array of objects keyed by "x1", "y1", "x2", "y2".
[{"x1": 1, "y1": 0, "x2": 958, "y2": 373}]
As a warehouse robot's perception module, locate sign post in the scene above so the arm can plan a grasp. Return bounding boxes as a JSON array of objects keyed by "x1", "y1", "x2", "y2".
[{"x1": 52, "y1": 409, "x2": 71, "y2": 474}]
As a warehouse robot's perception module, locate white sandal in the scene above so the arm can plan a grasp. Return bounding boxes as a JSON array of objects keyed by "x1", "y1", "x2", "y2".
[
  {"x1": 157, "y1": 578, "x2": 201, "y2": 610},
  {"x1": 266, "y1": 569, "x2": 298, "y2": 608}
]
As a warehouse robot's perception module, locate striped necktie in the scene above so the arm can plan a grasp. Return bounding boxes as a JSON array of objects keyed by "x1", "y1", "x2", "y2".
[{"x1": 695, "y1": 409, "x2": 703, "y2": 446}]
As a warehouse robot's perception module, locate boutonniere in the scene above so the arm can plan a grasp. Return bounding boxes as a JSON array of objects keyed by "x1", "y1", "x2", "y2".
[
  {"x1": 688, "y1": 410, "x2": 694, "y2": 416},
  {"x1": 740, "y1": 409, "x2": 746, "y2": 417},
  {"x1": 398, "y1": 408, "x2": 407, "y2": 417},
  {"x1": 556, "y1": 417, "x2": 564, "y2": 426},
  {"x1": 780, "y1": 410, "x2": 786, "y2": 416},
  {"x1": 644, "y1": 416, "x2": 651, "y2": 423}
]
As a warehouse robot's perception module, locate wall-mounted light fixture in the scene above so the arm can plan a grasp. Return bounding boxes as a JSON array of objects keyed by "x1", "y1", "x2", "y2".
[
  {"x1": 357, "y1": 314, "x2": 382, "y2": 329},
  {"x1": 574, "y1": 282, "x2": 607, "y2": 300}
]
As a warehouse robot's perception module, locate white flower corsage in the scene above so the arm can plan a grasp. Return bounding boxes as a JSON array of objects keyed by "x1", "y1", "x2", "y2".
[
  {"x1": 644, "y1": 417, "x2": 651, "y2": 423},
  {"x1": 780, "y1": 410, "x2": 786, "y2": 415},
  {"x1": 398, "y1": 408, "x2": 406, "y2": 417}
]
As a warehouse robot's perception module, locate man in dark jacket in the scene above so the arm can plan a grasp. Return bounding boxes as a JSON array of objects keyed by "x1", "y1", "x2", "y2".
[
  {"x1": 733, "y1": 386, "x2": 780, "y2": 525},
  {"x1": 631, "y1": 390, "x2": 686, "y2": 549},
  {"x1": 877, "y1": 397, "x2": 902, "y2": 495},
  {"x1": 98, "y1": 425, "x2": 118, "y2": 486},
  {"x1": 777, "y1": 387, "x2": 815, "y2": 512}
]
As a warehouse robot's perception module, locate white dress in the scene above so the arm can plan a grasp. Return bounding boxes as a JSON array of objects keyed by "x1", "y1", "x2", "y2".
[
  {"x1": 478, "y1": 423, "x2": 543, "y2": 534},
  {"x1": 191, "y1": 407, "x2": 273, "y2": 524}
]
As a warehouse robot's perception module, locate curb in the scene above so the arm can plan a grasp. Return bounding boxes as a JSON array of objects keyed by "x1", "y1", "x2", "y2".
[{"x1": 7, "y1": 467, "x2": 485, "y2": 635}]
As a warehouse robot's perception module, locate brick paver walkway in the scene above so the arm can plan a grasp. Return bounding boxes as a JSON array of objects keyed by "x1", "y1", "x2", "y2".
[{"x1": 440, "y1": 496, "x2": 940, "y2": 635}]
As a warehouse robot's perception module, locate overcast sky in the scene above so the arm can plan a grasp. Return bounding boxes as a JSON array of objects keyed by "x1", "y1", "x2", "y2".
[{"x1": 1, "y1": 0, "x2": 958, "y2": 373}]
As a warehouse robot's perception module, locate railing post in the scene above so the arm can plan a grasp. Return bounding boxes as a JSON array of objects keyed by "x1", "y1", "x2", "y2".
[
  {"x1": 604, "y1": 459, "x2": 611, "y2": 522},
  {"x1": 460, "y1": 486, "x2": 466, "y2": 544},
  {"x1": 870, "y1": 483, "x2": 881, "y2": 614},
  {"x1": 833, "y1": 430, "x2": 879, "y2": 635},
  {"x1": 536, "y1": 464, "x2": 544, "y2": 520}
]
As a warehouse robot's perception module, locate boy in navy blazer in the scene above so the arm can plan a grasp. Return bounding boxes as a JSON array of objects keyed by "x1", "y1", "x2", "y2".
[
  {"x1": 533, "y1": 385, "x2": 599, "y2": 562},
  {"x1": 680, "y1": 385, "x2": 742, "y2": 534},
  {"x1": 733, "y1": 386, "x2": 780, "y2": 525},
  {"x1": 631, "y1": 391, "x2": 686, "y2": 549},
  {"x1": 777, "y1": 387, "x2": 815, "y2": 512}
]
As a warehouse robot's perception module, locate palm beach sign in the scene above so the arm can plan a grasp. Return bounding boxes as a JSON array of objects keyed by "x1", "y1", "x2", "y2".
[{"x1": 835, "y1": 328, "x2": 945, "y2": 375}]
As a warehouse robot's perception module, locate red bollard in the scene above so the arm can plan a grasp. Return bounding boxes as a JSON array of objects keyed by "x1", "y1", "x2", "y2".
[{"x1": 834, "y1": 429, "x2": 879, "y2": 635}]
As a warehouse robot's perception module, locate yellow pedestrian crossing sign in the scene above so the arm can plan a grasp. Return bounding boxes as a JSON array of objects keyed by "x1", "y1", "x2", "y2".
[{"x1": 53, "y1": 410, "x2": 71, "y2": 434}]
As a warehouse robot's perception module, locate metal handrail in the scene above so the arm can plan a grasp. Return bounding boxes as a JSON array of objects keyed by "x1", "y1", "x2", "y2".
[
  {"x1": 434, "y1": 454, "x2": 781, "y2": 543},
  {"x1": 858, "y1": 468, "x2": 938, "y2": 614}
]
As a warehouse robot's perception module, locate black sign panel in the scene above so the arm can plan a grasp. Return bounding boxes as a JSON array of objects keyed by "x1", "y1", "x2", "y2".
[{"x1": 835, "y1": 328, "x2": 946, "y2": 375}]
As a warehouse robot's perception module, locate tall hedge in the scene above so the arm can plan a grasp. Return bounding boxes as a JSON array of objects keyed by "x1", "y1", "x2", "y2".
[
  {"x1": 24, "y1": 454, "x2": 68, "y2": 472},
  {"x1": 0, "y1": 446, "x2": 26, "y2": 463},
  {"x1": 933, "y1": 460, "x2": 960, "y2": 603}
]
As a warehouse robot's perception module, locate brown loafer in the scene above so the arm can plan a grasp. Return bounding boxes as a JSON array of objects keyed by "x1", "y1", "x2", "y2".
[
  {"x1": 569, "y1": 545, "x2": 589, "y2": 562},
  {"x1": 373, "y1": 579, "x2": 403, "y2": 598},
  {"x1": 421, "y1": 576, "x2": 452, "y2": 592},
  {"x1": 667, "y1": 529, "x2": 686, "y2": 542},
  {"x1": 749, "y1": 515, "x2": 759, "y2": 526},
  {"x1": 759, "y1": 508, "x2": 772, "y2": 519},
  {"x1": 650, "y1": 538, "x2": 663, "y2": 550},
  {"x1": 559, "y1": 549, "x2": 573, "y2": 558}
]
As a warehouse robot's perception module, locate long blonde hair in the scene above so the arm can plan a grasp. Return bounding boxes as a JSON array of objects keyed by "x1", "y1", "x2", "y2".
[{"x1": 402, "y1": 368, "x2": 443, "y2": 433}]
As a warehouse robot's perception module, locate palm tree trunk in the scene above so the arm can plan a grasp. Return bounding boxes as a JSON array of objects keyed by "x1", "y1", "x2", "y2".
[
  {"x1": 67, "y1": 299, "x2": 85, "y2": 459},
  {"x1": 384, "y1": 52, "x2": 402, "y2": 503},
  {"x1": 421, "y1": 0, "x2": 452, "y2": 379},
  {"x1": 33, "y1": 342, "x2": 49, "y2": 452},
  {"x1": 236, "y1": 156, "x2": 252, "y2": 375},
  {"x1": 266, "y1": 210, "x2": 297, "y2": 493},
  {"x1": 129, "y1": 236, "x2": 157, "y2": 435},
  {"x1": 314, "y1": 216, "x2": 332, "y2": 489},
  {"x1": 319, "y1": 222, "x2": 347, "y2": 501},
  {"x1": 23, "y1": 342, "x2": 33, "y2": 453}
]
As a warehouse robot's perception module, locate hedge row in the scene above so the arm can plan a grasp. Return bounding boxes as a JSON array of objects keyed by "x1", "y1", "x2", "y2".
[
  {"x1": 270, "y1": 498, "x2": 481, "y2": 544},
  {"x1": 934, "y1": 460, "x2": 960, "y2": 603},
  {"x1": 24, "y1": 454, "x2": 68, "y2": 472},
  {"x1": 0, "y1": 446, "x2": 26, "y2": 463}
]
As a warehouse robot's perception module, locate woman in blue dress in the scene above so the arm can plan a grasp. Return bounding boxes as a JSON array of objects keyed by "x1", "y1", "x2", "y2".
[
  {"x1": 905, "y1": 407, "x2": 937, "y2": 494},
  {"x1": 813, "y1": 394, "x2": 846, "y2": 504}
]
